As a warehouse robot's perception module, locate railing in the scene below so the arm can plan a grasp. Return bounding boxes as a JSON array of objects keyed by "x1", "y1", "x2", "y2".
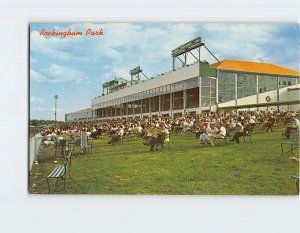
[{"x1": 29, "y1": 134, "x2": 43, "y2": 170}]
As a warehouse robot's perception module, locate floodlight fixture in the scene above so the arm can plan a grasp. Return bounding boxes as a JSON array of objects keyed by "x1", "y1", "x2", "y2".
[{"x1": 130, "y1": 66, "x2": 148, "y2": 85}]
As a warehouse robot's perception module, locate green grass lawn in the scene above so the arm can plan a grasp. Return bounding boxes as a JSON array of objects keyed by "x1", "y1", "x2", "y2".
[{"x1": 29, "y1": 130, "x2": 299, "y2": 195}]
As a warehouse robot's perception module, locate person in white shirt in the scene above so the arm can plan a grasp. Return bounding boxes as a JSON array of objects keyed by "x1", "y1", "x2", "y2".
[
  {"x1": 292, "y1": 116, "x2": 300, "y2": 129},
  {"x1": 118, "y1": 126, "x2": 124, "y2": 137},
  {"x1": 249, "y1": 117, "x2": 256, "y2": 127},
  {"x1": 211, "y1": 124, "x2": 227, "y2": 146},
  {"x1": 199, "y1": 123, "x2": 213, "y2": 145},
  {"x1": 285, "y1": 115, "x2": 300, "y2": 139},
  {"x1": 230, "y1": 118, "x2": 244, "y2": 144}
]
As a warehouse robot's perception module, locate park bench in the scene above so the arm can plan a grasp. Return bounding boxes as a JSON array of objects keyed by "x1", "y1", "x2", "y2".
[
  {"x1": 291, "y1": 175, "x2": 299, "y2": 195},
  {"x1": 46, "y1": 149, "x2": 73, "y2": 193},
  {"x1": 280, "y1": 130, "x2": 300, "y2": 155}
]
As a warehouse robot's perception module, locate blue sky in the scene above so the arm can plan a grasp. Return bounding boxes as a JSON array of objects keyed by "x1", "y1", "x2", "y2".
[{"x1": 30, "y1": 23, "x2": 300, "y2": 121}]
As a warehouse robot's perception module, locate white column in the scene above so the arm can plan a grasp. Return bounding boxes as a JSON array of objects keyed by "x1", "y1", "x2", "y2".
[
  {"x1": 183, "y1": 89, "x2": 187, "y2": 115},
  {"x1": 198, "y1": 76, "x2": 202, "y2": 114},
  {"x1": 158, "y1": 95, "x2": 161, "y2": 116},
  {"x1": 235, "y1": 73, "x2": 238, "y2": 107},
  {"x1": 170, "y1": 93, "x2": 173, "y2": 117},
  {"x1": 256, "y1": 75, "x2": 259, "y2": 104}
]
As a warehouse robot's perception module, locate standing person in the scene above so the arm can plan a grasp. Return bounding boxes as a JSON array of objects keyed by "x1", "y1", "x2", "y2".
[{"x1": 230, "y1": 118, "x2": 244, "y2": 144}]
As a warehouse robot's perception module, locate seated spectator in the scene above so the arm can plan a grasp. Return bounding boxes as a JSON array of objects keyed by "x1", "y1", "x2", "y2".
[
  {"x1": 266, "y1": 116, "x2": 276, "y2": 132},
  {"x1": 260, "y1": 117, "x2": 269, "y2": 132},
  {"x1": 195, "y1": 123, "x2": 205, "y2": 139},
  {"x1": 200, "y1": 123, "x2": 218, "y2": 146},
  {"x1": 249, "y1": 117, "x2": 256, "y2": 128},
  {"x1": 211, "y1": 123, "x2": 227, "y2": 146},
  {"x1": 243, "y1": 120, "x2": 252, "y2": 135},
  {"x1": 230, "y1": 118, "x2": 244, "y2": 144},
  {"x1": 284, "y1": 114, "x2": 300, "y2": 139},
  {"x1": 199, "y1": 123, "x2": 211, "y2": 145}
]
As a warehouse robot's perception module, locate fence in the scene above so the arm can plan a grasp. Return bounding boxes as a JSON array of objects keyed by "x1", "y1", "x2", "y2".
[{"x1": 29, "y1": 134, "x2": 43, "y2": 171}]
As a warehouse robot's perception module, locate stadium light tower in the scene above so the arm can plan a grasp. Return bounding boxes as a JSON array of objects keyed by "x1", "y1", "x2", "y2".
[
  {"x1": 171, "y1": 36, "x2": 220, "y2": 70},
  {"x1": 130, "y1": 66, "x2": 148, "y2": 85},
  {"x1": 54, "y1": 94, "x2": 58, "y2": 121}
]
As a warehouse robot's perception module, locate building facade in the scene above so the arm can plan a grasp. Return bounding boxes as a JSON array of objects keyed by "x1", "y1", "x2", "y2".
[
  {"x1": 91, "y1": 59, "x2": 300, "y2": 120},
  {"x1": 65, "y1": 108, "x2": 93, "y2": 122}
]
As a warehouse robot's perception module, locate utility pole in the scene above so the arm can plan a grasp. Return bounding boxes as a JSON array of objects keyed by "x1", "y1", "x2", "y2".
[{"x1": 54, "y1": 95, "x2": 58, "y2": 121}]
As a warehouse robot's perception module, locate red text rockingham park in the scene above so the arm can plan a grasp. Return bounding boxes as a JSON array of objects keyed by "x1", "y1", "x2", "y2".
[{"x1": 39, "y1": 28, "x2": 104, "y2": 38}]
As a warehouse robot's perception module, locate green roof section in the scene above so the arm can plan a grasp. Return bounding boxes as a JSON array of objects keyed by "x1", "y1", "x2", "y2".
[{"x1": 200, "y1": 61, "x2": 217, "y2": 77}]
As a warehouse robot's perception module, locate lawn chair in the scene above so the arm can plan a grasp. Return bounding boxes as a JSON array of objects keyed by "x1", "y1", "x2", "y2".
[
  {"x1": 281, "y1": 130, "x2": 300, "y2": 155},
  {"x1": 242, "y1": 129, "x2": 253, "y2": 143}
]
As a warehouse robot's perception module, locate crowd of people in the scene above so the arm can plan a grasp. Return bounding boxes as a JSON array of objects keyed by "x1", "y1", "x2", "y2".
[{"x1": 37, "y1": 109, "x2": 300, "y2": 150}]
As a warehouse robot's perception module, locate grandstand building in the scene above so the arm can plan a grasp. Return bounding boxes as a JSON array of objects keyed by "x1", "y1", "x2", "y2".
[
  {"x1": 65, "y1": 108, "x2": 93, "y2": 122},
  {"x1": 90, "y1": 37, "x2": 300, "y2": 120},
  {"x1": 64, "y1": 37, "x2": 299, "y2": 122}
]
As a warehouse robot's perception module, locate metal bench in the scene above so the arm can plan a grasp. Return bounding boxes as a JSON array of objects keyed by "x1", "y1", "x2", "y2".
[
  {"x1": 46, "y1": 149, "x2": 73, "y2": 193},
  {"x1": 291, "y1": 175, "x2": 300, "y2": 194},
  {"x1": 281, "y1": 130, "x2": 300, "y2": 155}
]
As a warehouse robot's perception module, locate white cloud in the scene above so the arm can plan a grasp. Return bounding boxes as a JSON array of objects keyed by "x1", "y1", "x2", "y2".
[
  {"x1": 99, "y1": 23, "x2": 200, "y2": 79},
  {"x1": 30, "y1": 30, "x2": 82, "y2": 60},
  {"x1": 30, "y1": 68, "x2": 48, "y2": 82},
  {"x1": 30, "y1": 23, "x2": 199, "y2": 80},
  {"x1": 32, "y1": 107, "x2": 62, "y2": 113},
  {"x1": 30, "y1": 23, "x2": 299, "y2": 82},
  {"x1": 200, "y1": 23, "x2": 282, "y2": 63},
  {"x1": 51, "y1": 107, "x2": 62, "y2": 112},
  {"x1": 31, "y1": 64, "x2": 89, "y2": 83},
  {"x1": 30, "y1": 96, "x2": 44, "y2": 103},
  {"x1": 40, "y1": 64, "x2": 88, "y2": 83}
]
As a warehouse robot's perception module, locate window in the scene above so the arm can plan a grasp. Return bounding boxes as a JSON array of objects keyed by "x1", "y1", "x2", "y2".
[
  {"x1": 201, "y1": 97, "x2": 210, "y2": 107},
  {"x1": 258, "y1": 75, "x2": 277, "y2": 92},
  {"x1": 237, "y1": 73, "x2": 256, "y2": 99},
  {"x1": 161, "y1": 94, "x2": 170, "y2": 111},
  {"x1": 186, "y1": 87, "x2": 199, "y2": 108},
  {"x1": 210, "y1": 87, "x2": 216, "y2": 98},
  {"x1": 218, "y1": 71, "x2": 236, "y2": 102},
  {"x1": 151, "y1": 96, "x2": 159, "y2": 112},
  {"x1": 173, "y1": 81, "x2": 184, "y2": 92},
  {"x1": 201, "y1": 86, "x2": 210, "y2": 97},
  {"x1": 201, "y1": 77, "x2": 211, "y2": 86},
  {"x1": 135, "y1": 100, "x2": 141, "y2": 114},
  {"x1": 142, "y1": 98, "x2": 150, "y2": 113},
  {"x1": 173, "y1": 91, "x2": 184, "y2": 110},
  {"x1": 279, "y1": 77, "x2": 297, "y2": 88}
]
